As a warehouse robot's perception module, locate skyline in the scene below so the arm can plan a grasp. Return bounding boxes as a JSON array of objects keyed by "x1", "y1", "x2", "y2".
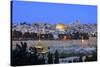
[{"x1": 11, "y1": 1, "x2": 97, "y2": 24}]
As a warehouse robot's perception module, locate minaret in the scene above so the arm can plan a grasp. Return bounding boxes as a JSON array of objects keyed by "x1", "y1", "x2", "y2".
[{"x1": 76, "y1": 19, "x2": 80, "y2": 25}]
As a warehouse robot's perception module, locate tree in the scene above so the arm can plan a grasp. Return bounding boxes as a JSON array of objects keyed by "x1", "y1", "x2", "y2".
[
  {"x1": 23, "y1": 32, "x2": 31, "y2": 39},
  {"x1": 48, "y1": 52, "x2": 53, "y2": 64},
  {"x1": 54, "y1": 50, "x2": 59, "y2": 64},
  {"x1": 31, "y1": 33, "x2": 38, "y2": 40},
  {"x1": 12, "y1": 30, "x2": 22, "y2": 39},
  {"x1": 73, "y1": 32, "x2": 80, "y2": 39},
  {"x1": 11, "y1": 42, "x2": 28, "y2": 66}
]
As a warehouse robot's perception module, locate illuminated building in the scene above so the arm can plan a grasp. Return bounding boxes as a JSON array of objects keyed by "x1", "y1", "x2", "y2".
[{"x1": 56, "y1": 23, "x2": 65, "y2": 31}]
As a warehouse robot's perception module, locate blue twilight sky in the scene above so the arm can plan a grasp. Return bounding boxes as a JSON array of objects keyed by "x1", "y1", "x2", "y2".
[{"x1": 11, "y1": 1, "x2": 97, "y2": 24}]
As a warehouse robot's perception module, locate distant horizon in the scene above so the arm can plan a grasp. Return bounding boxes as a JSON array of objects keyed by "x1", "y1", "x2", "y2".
[
  {"x1": 11, "y1": 1, "x2": 97, "y2": 24},
  {"x1": 12, "y1": 21, "x2": 97, "y2": 25}
]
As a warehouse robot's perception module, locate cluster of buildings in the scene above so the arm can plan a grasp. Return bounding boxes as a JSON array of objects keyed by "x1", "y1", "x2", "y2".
[{"x1": 12, "y1": 21, "x2": 97, "y2": 38}]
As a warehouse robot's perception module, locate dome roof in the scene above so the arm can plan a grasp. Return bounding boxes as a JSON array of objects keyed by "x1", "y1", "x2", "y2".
[
  {"x1": 35, "y1": 41, "x2": 44, "y2": 49},
  {"x1": 56, "y1": 23, "x2": 65, "y2": 31}
]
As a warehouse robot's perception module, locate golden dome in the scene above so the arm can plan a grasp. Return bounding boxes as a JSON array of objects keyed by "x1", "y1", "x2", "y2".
[
  {"x1": 35, "y1": 41, "x2": 44, "y2": 49},
  {"x1": 56, "y1": 23, "x2": 65, "y2": 31},
  {"x1": 34, "y1": 41, "x2": 48, "y2": 53}
]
